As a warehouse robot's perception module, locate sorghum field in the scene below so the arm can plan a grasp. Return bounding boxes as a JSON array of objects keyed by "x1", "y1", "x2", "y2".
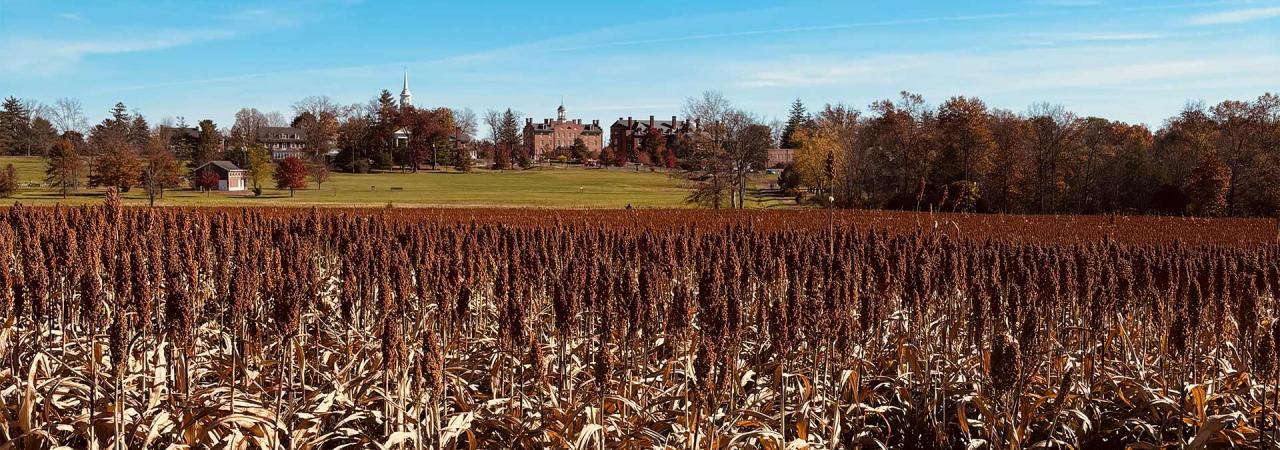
[{"x1": 2, "y1": 199, "x2": 1279, "y2": 449}]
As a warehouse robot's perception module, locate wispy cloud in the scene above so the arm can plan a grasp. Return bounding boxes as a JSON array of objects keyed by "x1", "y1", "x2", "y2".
[
  {"x1": 57, "y1": 12, "x2": 87, "y2": 22},
  {"x1": 547, "y1": 12, "x2": 1032, "y2": 53},
  {"x1": 1188, "y1": 6, "x2": 1280, "y2": 24},
  {"x1": 0, "y1": 29, "x2": 238, "y2": 75},
  {"x1": 1031, "y1": 0, "x2": 1103, "y2": 6}
]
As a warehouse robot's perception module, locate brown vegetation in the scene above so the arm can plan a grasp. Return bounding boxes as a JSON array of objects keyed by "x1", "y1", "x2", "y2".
[{"x1": 1, "y1": 205, "x2": 1278, "y2": 448}]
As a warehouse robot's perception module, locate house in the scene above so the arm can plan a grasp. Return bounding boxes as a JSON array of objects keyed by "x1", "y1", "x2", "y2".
[
  {"x1": 257, "y1": 127, "x2": 309, "y2": 161},
  {"x1": 193, "y1": 160, "x2": 248, "y2": 192},
  {"x1": 523, "y1": 104, "x2": 604, "y2": 160},
  {"x1": 767, "y1": 148, "x2": 796, "y2": 168}
]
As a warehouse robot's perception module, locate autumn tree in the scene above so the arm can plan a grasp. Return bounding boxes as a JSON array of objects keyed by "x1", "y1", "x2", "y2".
[
  {"x1": 245, "y1": 145, "x2": 273, "y2": 195},
  {"x1": 274, "y1": 155, "x2": 308, "y2": 197},
  {"x1": 192, "y1": 167, "x2": 221, "y2": 192},
  {"x1": 1025, "y1": 103, "x2": 1079, "y2": 213},
  {"x1": 0, "y1": 164, "x2": 17, "y2": 197},
  {"x1": 307, "y1": 160, "x2": 331, "y2": 189},
  {"x1": 933, "y1": 96, "x2": 994, "y2": 188},
  {"x1": 1185, "y1": 153, "x2": 1231, "y2": 217},
  {"x1": 141, "y1": 131, "x2": 183, "y2": 205},
  {"x1": 46, "y1": 139, "x2": 85, "y2": 198}
]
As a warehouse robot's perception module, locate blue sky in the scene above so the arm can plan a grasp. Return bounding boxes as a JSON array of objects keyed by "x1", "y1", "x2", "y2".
[{"x1": 1, "y1": 0, "x2": 1277, "y2": 130}]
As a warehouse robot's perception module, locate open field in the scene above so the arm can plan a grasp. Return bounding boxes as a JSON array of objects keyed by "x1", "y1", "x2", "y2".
[
  {"x1": 0, "y1": 156, "x2": 712, "y2": 208},
  {"x1": 2, "y1": 206, "x2": 1278, "y2": 448}
]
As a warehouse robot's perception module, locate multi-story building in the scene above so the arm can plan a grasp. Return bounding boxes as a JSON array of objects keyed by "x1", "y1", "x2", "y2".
[
  {"x1": 257, "y1": 127, "x2": 309, "y2": 161},
  {"x1": 608, "y1": 115, "x2": 696, "y2": 160},
  {"x1": 523, "y1": 104, "x2": 603, "y2": 160}
]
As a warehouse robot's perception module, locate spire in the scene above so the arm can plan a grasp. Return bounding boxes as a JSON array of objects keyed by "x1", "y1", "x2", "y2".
[
  {"x1": 557, "y1": 97, "x2": 566, "y2": 121},
  {"x1": 399, "y1": 68, "x2": 413, "y2": 109}
]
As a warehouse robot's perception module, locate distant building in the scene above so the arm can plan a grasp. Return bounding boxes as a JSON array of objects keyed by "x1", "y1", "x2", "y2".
[
  {"x1": 608, "y1": 115, "x2": 696, "y2": 159},
  {"x1": 767, "y1": 148, "x2": 796, "y2": 168},
  {"x1": 193, "y1": 160, "x2": 248, "y2": 191},
  {"x1": 257, "y1": 127, "x2": 309, "y2": 161},
  {"x1": 523, "y1": 104, "x2": 604, "y2": 160}
]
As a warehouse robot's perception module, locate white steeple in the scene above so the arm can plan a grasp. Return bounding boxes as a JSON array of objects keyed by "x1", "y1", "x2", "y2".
[
  {"x1": 557, "y1": 99, "x2": 566, "y2": 121},
  {"x1": 400, "y1": 69, "x2": 413, "y2": 109}
]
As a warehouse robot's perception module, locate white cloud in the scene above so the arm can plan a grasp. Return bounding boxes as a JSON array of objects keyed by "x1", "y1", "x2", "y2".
[
  {"x1": 0, "y1": 29, "x2": 237, "y2": 75},
  {"x1": 1188, "y1": 6, "x2": 1280, "y2": 25}
]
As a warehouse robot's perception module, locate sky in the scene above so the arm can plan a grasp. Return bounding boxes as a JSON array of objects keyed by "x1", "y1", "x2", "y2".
[{"x1": 1, "y1": 0, "x2": 1278, "y2": 132}]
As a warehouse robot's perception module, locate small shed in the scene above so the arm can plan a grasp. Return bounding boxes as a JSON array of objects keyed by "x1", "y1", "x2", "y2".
[{"x1": 194, "y1": 160, "x2": 248, "y2": 192}]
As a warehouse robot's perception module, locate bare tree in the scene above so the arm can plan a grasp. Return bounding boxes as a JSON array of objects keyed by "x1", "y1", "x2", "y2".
[
  {"x1": 231, "y1": 108, "x2": 270, "y2": 149},
  {"x1": 49, "y1": 98, "x2": 88, "y2": 135},
  {"x1": 1025, "y1": 102, "x2": 1080, "y2": 213},
  {"x1": 292, "y1": 96, "x2": 342, "y2": 121},
  {"x1": 453, "y1": 108, "x2": 478, "y2": 138},
  {"x1": 264, "y1": 111, "x2": 288, "y2": 127},
  {"x1": 483, "y1": 109, "x2": 502, "y2": 143}
]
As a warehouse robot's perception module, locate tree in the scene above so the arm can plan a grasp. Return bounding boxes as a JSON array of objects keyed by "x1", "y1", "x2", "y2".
[
  {"x1": 90, "y1": 135, "x2": 142, "y2": 191},
  {"x1": 190, "y1": 119, "x2": 222, "y2": 169},
  {"x1": 245, "y1": 145, "x2": 273, "y2": 195},
  {"x1": 781, "y1": 98, "x2": 811, "y2": 149},
  {"x1": 1185, "y1": 153, "x2": 1231, "y2": 217},
  {"x1": 569, "y1": 138, "x2": 591, "y2": 163},
  {"x1": 933, "y1": 96, "x2": 994, "y2": 187},
  {"x1": 46, "y1": 139, "x2": 85, "y2": 198},
  {"x1": 307, "y1": 160, "x2": 330, "y2": 189},
  {"x1": 48, "y1": 98, "x2": 88, "y2": 135},
  {"x1": 0, "y1": 96, "x2": 31, "y2": 155},
  {"x1": 230, "y1": 108, "x2": 270, "y2": 150},
  {"x1": 192, "y1": 167, "x2": 221, "y2": 192},
  {"x1": 0, "y1": 164, "x2": 17, "y2": 197},
  {"x1": 25, "y1": 117, "x2": 58, "y2": 157},
  {"x1": 454, "y1": 146, "x2": 474, "y2": 172},
  {"x1": 1025, "y1": 103, "x2": 1079, "y2": 213},
  {"x1": 141, "y1": 132, "x2": 183, "y2": 205},
  {"x1": 274, "y1": 155, "x2": 308, "y2": 196}
]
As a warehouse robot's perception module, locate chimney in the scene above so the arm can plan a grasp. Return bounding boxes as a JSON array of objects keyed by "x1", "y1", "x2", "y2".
[
  {"x1": 526, "y1": 118, "x2": 532, "y2": 125},
  {"x1": 649, "y1": 115, "x2": 655, "y2": 128},
  {"x1": 672, "y1": 115, "x2": 678, "y2": 129},
  {"x1": 628, "y1": 116, "x2": 633, "y2": 128}
]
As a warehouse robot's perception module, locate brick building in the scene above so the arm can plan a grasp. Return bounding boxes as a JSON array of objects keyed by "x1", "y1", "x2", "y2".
[
  {"x1": 523, "y1": 105, "x2": 604, "y2": 160},
  {"x1": 608, "y1": 115, "x2": 696, "y2": 160}
]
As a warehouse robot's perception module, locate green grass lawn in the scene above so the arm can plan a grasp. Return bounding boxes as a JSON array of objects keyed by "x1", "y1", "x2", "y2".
[{"x1": 1, "y1": 156, "x2": 701, "y2": 208}]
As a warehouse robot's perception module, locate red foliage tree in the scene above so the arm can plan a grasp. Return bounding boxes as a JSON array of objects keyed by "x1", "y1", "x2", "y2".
[
  {"x1": 192, "y1": 167, "x2": 220, "y2": 191},
  {"x1": 273, "y1": 156, "x2": 308, "y2": 197}
]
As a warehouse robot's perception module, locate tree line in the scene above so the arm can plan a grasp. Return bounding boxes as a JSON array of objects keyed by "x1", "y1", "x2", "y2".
[{"x1": 783, "y1": 92, "x2": 1280, "y2": 217}]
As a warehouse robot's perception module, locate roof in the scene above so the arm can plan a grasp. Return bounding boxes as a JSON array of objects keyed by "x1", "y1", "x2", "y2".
[
  {"x1": 610, "y1": 119, "x2": 689, "y2": 134},
  {"x1": 257, "y1": 127, "x2": 308, "y2": 143},
  {"x1": 526, "y1": 120, "x2": 603, "y2": 133},
  {"x1": 158, "y1": 126, "x2": 201, "y2": 139},
  {"x1": 197, "y1": 160, "x2": 245, "y2": 172}
]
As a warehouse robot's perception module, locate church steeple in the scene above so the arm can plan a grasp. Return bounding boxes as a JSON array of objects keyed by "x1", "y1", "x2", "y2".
[{"x1": 400, "y1": 69, "x2": 413, "y2": 109}]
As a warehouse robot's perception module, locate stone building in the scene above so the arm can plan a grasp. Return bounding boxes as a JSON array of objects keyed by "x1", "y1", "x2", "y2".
[{"x1": 523, "y1": 104, "x2": 604, "y2": 160}]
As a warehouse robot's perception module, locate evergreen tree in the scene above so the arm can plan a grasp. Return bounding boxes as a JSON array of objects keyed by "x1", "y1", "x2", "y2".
[
  {"x1": 191, "y1": 119, "x2": 221, "y2": 169},
  {"x1": 0, "y1": 97, "x2": 32, "y2": 155},
  {"x1": 780, "y1": 98, "x2": 810, "y2": 149}
]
